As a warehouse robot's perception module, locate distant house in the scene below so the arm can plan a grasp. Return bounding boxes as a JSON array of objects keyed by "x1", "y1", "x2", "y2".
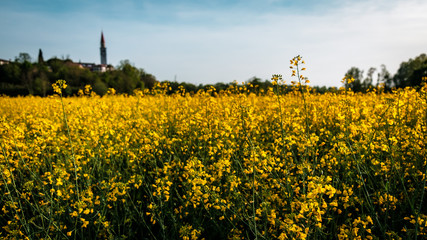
[
  {"x1": 92, "y1": 64, "x2": 114, "y2": 72},
  {"x1": 1, "y1": 32, "x2": 113, "y2": 72},
  {"x1": 0, "y1": 59, "x2": 11, "y2": 65},
  {"x1": 79, "y1": 62, "x2": 96, "y2": 69},
  {"x1": 78, "y1": 62, "x2": 114, "y2": 72}
]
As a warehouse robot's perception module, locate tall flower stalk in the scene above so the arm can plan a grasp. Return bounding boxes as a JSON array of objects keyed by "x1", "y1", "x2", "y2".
[{"x1": 52, "y1": 80, "x2": 80, "y2": 201}]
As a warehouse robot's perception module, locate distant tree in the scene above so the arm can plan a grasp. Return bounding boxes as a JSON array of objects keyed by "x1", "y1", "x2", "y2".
[
  {"x1": 377, "y1": 64, "x2": 391, "y2": 88},
  {"x1": 247, "y1": 77, "x2": 274, "y2": 93},
  {"x1": 117, "y1": 60, "x2": 135, "y2": 71},
  {"x1": 1, "y1": 55, "x2": 158, "y2": 96},
  {"x1": 181, "y1": 82, "x2": 198, "y2": 93},
  {"x1": 16, "y1": 53, "x2": 32, "y2": 63},
  {"x1": 393, "y1": 53, "x2": 427, "y2": 88},
  {"x1": 93, "y1": 79, "x2": 108, "y2": 95},
  {"x1": 33, "y1": 73, "x2": 49, "y2": 96},
  {"x1": 20, "y1": 60, "x2": 36, "y2": 95},
  {"x1": 246, "y1": 77, "x2": 263, "y2": 94},
  {"x1": 312, "y1": 86, "x2": 328, "y2": 94},
  {"x1": 344, "y1": 67, "x2": 364, "y2": 92},
  {"x1": 140, "y1": 70, "x2": 157, "y2": 89},
  {"x1": 38, "y1": 49, "x2": 44, "y2": 64},
  {"x1": 46, "y1": 57, "x2": 64, "y2": 72},
  {"x1": 248, "y1": 77, "x2": 262, "y2": 85},
  {"x1": 213, "y1": 82, "x2": 230, "y2": 92},
  {"x1": 363, "y1": 67, "x2": 376, "y2": 90},
  {"x1": 0, "y1": 62, "x2": 21, "y2": 85},
  {"x1": 116, "y1": 60, "x2": 141, "y2": 93}
]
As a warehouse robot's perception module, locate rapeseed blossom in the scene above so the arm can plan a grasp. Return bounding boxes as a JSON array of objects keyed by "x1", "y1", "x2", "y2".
[{"x1": 1, "y1": 62, "x2": 427, "y2": 239}]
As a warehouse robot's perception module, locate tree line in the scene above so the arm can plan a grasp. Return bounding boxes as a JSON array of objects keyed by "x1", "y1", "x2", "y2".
[
  {"x1": 0, "y1": 52, "x2": 157, "y2": 96},
  {"x1": 158, "y1": 53, "x2": 427, "y2": 94},
  {"x1": 1, "y1": 52, "x2": 426, "y2": 96},
  {"x1": 343, "y1": 53, "x2": 427, "y2": 92}
]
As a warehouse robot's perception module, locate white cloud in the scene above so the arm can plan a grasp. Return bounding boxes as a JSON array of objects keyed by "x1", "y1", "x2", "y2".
[
  {"x1": 101, "y1": 0, "x2": 424, "y2": 86},
  {"x1": 2, "y1": 0, "x2": 427, "y2": 86}
]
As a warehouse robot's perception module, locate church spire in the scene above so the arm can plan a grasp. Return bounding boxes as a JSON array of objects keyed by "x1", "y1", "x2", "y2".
[
  {"x1": 100, "y1": 31, "x2": 107, "y2": 65},
  {"x1": 101, "y1": 32, "x2": 105, "y2": 47}
]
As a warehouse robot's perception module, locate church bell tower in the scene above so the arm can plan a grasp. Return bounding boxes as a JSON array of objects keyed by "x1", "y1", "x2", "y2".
[{"x1": 100, "y1": 32, "x2": 107, "y2": 65}]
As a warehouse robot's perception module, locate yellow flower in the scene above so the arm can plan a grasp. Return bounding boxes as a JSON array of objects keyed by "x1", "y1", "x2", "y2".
[
  {"x1": 52, "y1": 79, "x2": 67, "y2": 94},
  {"x1": 80, "y1": 218, "x2": 89, "y2": 228},
  {"x1": 70, "y1": 211, "x2": 78, "y2": 217}
]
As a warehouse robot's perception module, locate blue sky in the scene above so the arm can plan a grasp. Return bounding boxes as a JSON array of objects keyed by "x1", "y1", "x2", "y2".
[{"x1": 1, "y1": 0, "x2": 427, "y2": 87}]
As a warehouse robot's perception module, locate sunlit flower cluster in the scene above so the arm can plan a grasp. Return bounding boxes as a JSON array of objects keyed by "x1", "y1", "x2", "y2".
[{"x1": 1, "y1": 60, "x2": 427, "y2": 239}]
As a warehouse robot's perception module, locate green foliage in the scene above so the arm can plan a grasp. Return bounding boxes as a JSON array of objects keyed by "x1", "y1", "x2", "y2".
[
  {"x1": 393, "y1": 53, "x2": 427, "y2": 88},
  {"x1": 344, "y1": 67, "x2": 364, "y2": 92},
  {"x1": 16, "y1": 52, "x2": 32, "y2": 63},
  {"x1": 2, "y1": 52, "x2": 427, "y2": 96},
  {"x1": 93, "y1": 80, "x2": 109, "y2": 95},
  {"x1": 0, "y1": 56, "x2": 159, "y2": 96},
  {"x1": 345, "y1": 53, "x2": 427, "y2": 92},
  {"x1": 1, "y1": 82, "x2": 427, "y2": 239}
]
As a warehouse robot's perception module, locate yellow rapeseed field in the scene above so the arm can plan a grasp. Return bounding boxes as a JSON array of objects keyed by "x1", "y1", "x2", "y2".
[{"x1": 1, "y1": 57, "x2": 427, "y2": 239}]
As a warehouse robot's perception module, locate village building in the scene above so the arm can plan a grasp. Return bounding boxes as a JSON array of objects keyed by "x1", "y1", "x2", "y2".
[
  {"x1": 0, "y1": 58, "x2": 11, "y2": 65},
  {"x1": 1, "y1": 32, "x2": 113, "y2": 72}
]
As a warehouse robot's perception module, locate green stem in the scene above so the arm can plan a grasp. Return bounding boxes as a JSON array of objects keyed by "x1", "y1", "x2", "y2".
[{"x1": 59, "y1": 92, "x2": 80, "y2": 201}]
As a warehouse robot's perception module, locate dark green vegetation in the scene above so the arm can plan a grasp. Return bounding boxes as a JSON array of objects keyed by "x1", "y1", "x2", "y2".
[
  {"x1": 1, "y1": 52, "x2": 427, "y2": 96},
  {"x1": 344, "y1": 54, "x2": 427, "y2": 92},
  {"x1": 0, "y1": 54, "x2": 157, "y2": 96}
]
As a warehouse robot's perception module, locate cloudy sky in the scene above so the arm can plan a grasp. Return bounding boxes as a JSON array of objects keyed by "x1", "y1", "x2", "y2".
[{"x1": 1, "y1": 0, "x2": 427, "y2": 87}]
